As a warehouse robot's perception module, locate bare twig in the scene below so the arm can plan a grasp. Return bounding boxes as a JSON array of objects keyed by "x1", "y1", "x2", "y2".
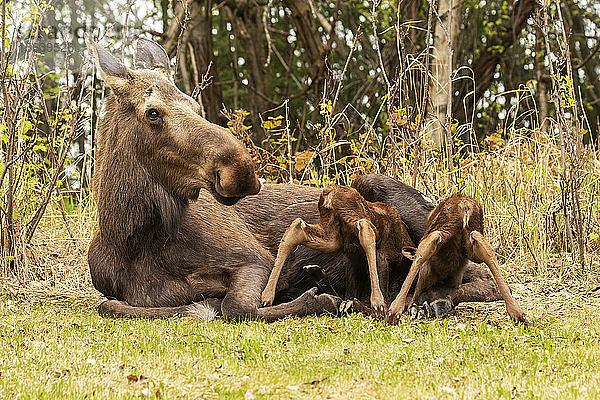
[
  {"x1": 412, "y1": 0, "x2": 434, "y2": 187},
  {"x1": 445, "y1": 0, "x2": 455, "y2": 188},
  {"x1": 371, "y1": 0, "x2": 390, "y2": 89},
  {"x1": 262, "y1": 0, "x2": 274, "y2": 68},
  {"x1": 121, "y1": 0, "x2": 134, "y2": 62}
]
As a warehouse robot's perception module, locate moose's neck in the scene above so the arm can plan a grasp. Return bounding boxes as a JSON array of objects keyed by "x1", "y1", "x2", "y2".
[{"x1": 93, "y1": 108, "x2": 187, "y2": 257}]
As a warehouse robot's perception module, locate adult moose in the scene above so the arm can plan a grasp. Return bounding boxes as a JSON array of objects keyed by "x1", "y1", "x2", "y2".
[
  {"x1": 87, "y1": 36, "x2": 503, "y2": 321},
  {"x1": 86, "y1": 36, "x2": 342, "y2": 320}
]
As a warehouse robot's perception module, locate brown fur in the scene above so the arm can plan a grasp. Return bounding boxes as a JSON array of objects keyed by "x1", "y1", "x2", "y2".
[
  {"x1": 86, "y1": 37, "x2": 342, "y2": 321},
  {"x1": 85, "y1": 38, "x2": 503, "y2": 321},
  {"x1": 387, "y1": 194, "x2": 528, "y2": 324},
  {"x1": 261, "y1": 184, "x2": 414, "y2": 316}
]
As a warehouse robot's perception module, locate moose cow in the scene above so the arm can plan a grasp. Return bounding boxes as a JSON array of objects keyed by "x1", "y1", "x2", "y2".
[
  {"x1": 86, "y1": 37, "x2": 502, "y2": 321},
  {"x1": 86, "y1": 36, "x2": 342, "y2": 320}
]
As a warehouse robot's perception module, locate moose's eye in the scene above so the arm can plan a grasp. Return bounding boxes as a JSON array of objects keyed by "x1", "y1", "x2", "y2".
[{"x1": 146, "y1": 108, "x2": 161, "y2": 122}]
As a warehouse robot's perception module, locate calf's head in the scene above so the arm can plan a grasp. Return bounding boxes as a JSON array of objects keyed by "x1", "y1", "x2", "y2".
[
  {"x1": 86, "y1": 36, "x2": 261, "y2": 204},
  {"x1": 318, "y1": 185, "x2": 367, "y2": 218}
]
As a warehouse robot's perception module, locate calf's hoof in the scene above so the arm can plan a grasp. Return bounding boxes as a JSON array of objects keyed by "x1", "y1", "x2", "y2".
[
  {"x1": 303, "y1": 264, "x2": 325, "y2": 280},
  {"x1": 370, "y1": 297, "x2": 387, "y2": 319},
  {"x1": 339, "y1": 300, "x2": 354, "y2": 314},
  {"x1": 508, "y1": 309, "x2": 530, "y2": 325},
  {"x1": 410, "y1": 301, "x2": 433, "y2": 319}
]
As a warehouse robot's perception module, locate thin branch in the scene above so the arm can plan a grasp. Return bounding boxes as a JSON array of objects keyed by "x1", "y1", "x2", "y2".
[{"x1": 371, "y1": 0, "x2": 390, "y2": 89}]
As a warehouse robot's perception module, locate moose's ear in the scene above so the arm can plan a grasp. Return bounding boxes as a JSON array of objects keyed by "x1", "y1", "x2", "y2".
[
  {"x1": 402, "y1": 246, "x2": 417, "y2": 261},
  {"x1": 85, "y1": 34, "x2": 132, "y2": 92},
  {"x1": 134, "y1": 38, "x2": 172, "y2": 78}
]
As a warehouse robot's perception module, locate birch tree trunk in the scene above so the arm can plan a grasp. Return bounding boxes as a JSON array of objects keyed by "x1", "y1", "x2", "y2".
[{"x1": 430, "y1": 0, "x2": 462, "y2": 146}]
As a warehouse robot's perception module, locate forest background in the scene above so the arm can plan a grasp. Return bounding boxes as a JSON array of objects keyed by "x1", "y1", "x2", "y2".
[{"x1": 2, "y1": 0, "x2": 599, "y2": 276}]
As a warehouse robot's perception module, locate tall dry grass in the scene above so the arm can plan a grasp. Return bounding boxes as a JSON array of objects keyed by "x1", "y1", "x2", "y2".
[{"x1": 13, "y1": 123, "x2": 598, "y2": 305}]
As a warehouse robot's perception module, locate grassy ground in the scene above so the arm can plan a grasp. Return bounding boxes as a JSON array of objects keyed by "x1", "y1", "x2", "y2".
[{"x1": 2, "y1": 275, "x2": 600, "y2": 399}]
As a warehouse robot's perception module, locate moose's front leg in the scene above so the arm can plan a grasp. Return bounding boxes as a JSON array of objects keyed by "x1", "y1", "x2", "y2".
[
  {"x1": 221, "y1": 263, "x2": 343, "y2": 321},
  {"x1": 221, "y1": 263, "x2": 270, "y2": 320}
]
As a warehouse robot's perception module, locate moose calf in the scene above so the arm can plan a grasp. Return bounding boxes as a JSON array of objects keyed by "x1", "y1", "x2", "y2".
[
  {"x1": 387, "y1": 194, "x2": 528, "y2": 324},
  {"x1": 261, "y1": 184, "x2": 414, "y2": 315}
]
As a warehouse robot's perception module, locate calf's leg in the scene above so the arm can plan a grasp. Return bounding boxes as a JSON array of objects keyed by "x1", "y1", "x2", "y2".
[
  {"x1": 387, "y1": 230, "x2": 446, "y2": 323},
  {"x1": 408, "y1": 261, "x2": 438, "y2": 310},
  {"x1": 467, "y1": 231, "x2": 528, "y2": 324},
  {"x1": 262, "y1": 218, "x2": 339, "y2": 307},
  {"x1": 356, "y1": 219, "x2": 386, "y2": 315}
]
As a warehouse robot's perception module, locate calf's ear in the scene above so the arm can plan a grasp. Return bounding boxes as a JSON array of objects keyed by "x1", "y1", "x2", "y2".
[{"x1": 85, "y1": 33, "x2": 132, "y2": 94}]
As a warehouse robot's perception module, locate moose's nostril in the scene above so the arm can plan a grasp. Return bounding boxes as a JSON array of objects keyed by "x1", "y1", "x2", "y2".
[
  {"x1": 214, "y1": 169, "x2": 223, "y2": 190},
  {"x1": 213, "y1": 163, "x2": 260, "y2": 199}
]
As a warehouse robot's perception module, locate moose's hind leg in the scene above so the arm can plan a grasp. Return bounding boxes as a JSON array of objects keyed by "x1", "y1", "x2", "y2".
[
  {"x1": 98, "y1": 299, "x2": 220, "y2": 320},
  {"x1": 467, "y1": 231, "x2": 528, "y2": 324}
]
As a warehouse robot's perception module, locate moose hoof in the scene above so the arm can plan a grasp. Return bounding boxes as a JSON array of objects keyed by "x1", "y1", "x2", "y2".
[
  {"x1": 410, "y1": 301, "x2": 433, "y2": 319},
  {"x1": 430, "y1": 298, "x2": 454, "y2": 318},
  {"x1": 339, "y1": 300, "x2": 354, "y2": 314},
  {"x1": 261, "y1": 292, "x2": 275, "y2": 308},
  {"x1": 414, "y1": 302, "x2": 433, "y2": 319},
  {"x1": 303, "y1": 264, "x2": 325, "y2": 280},
  {"x1": 409, "y1": 304, "x2": 419, "y2": 319}
]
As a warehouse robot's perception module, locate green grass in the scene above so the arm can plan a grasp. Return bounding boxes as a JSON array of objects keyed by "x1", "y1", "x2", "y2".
[{"x1": 1, "y1": 292, "x2": 600, "y2": 399}]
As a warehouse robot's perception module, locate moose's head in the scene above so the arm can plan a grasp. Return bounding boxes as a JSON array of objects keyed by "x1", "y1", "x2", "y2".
[{"x1": 85, "y1": 35, "x2": 261, "y2": 205}]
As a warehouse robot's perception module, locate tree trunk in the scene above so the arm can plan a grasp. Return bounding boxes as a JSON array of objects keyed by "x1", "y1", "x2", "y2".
[
  {"x1": 223, "y1": 1, "x2": 270, "y2": 144},
  {"x1": 565, "y1": 1, "x2": 600, "y2": 143},
  {"x1": 163, "y1": 0, "x2": 226, "y2": 125},
  {"x1": 430, "y1": 0, "x2": 462, "y2": 146},
  {"x1": 284, "y1": 0, "x2": 328, "y2": 103},
  {"x1": 535, "y1": 26, "x2": 548, "y2": 132},
  {"x1": 189, "y1": 0, "x2": 226, "y2": 124}
]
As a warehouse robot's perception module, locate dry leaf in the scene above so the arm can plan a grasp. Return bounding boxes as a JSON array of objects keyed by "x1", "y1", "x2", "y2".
[{"x1": 294, "y1": 150, "x2": 313, "y2": 171}]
